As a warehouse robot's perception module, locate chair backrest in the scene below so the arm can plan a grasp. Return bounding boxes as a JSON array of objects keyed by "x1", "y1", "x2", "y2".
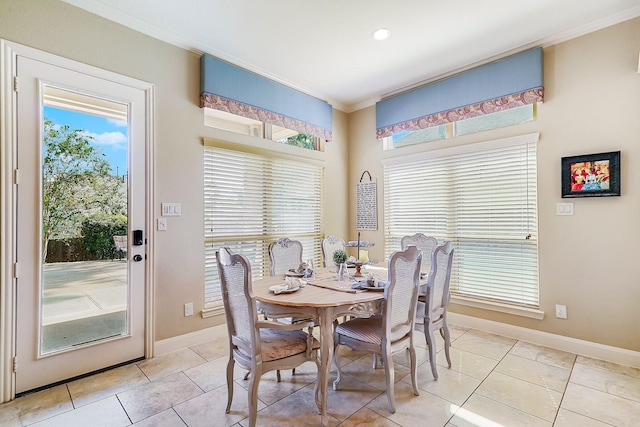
[
  {"x1": 383, "y1": 245, "x2": 422, "y2": 342},
  {"x1": 424, "y1": 241, "x2": 454, "y2": 323},
  {"x1": 216, "y1": 247, "x2": 259, "y2": 358},
  {"x1": 401, "y1": 233, "x2": 437, "y2": 273},
  {"x1": 268, "y1": 238, "x2": 303, "y2": 276},
  {"x1": 113, "y1": 235, "x2": 128, "y2": 251},
  {"x1": 321, "y1": 235, "x2": 345, "y2": 267}
]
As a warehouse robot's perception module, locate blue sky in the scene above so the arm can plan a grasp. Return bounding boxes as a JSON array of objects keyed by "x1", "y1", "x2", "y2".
[{"x1": 44, "y1": 106, "x2": 128, "y2": 176}]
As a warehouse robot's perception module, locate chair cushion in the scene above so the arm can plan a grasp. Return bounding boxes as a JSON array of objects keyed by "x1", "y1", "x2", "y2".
[
  {"x1": 259, "y1": 328, "x2": 319, "y2": 362},
  {"x1": 335, "y1": 314, "x2": 383, "y2": 345}
]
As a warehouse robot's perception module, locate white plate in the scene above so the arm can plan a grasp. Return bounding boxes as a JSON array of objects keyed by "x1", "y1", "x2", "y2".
[
  {"x1": 285, "y1": 271, "x2": 304, "y2": 277},
  {"x1": 360, "y1": 286, "x2": 385, "y2": 291},
  {"x1": 269, "y1": 284, "x2": 300, "y2": 294}
]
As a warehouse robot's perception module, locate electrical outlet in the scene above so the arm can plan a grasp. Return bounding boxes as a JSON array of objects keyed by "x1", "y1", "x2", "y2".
[
  {"x1": 184, "y1": 302, "x2": 193, "y2": 317},
  {"x1": 555, "y1": 304, "x2": 567, "y2": 319},
  {"x1": 157, "y1": 218, "x2": 167, "y2": 231}
]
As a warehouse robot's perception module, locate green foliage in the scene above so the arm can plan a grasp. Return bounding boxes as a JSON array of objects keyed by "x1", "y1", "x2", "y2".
[
  {"x1": 42, "y1": 118, "x2": 126, "y2": 261},
  {"x1": 81, "y1": 214, "x2": 127, "y2": 259},
  {"x1": 280, "y1": 133, "x2": 316, "y2": 150},
  {"x1": 332, "y1": 249, "x2": 348, "y2": 264}
]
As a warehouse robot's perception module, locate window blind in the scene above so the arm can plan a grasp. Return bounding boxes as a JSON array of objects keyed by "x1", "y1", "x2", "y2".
[
  {"x1": 204, "y1": 143, "x2": 324, "y2": 312},
  {"x1": 383, "y1": 133, "x2": 539, "y2": 307}
]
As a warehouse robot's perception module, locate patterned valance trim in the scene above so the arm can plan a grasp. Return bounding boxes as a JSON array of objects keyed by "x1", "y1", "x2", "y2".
[
  {"x1": 200, "y1": 93, "x2": 332, "y2": 141},
  {"x1": 376, "y1": 88, "x2": 543, "y2": 139},
  {"x1": 200, "y1": 54, "x2": 332, "y2": 141},
  {"x1": 376, "y1": 47, "x2": 543, "y2": 139}
]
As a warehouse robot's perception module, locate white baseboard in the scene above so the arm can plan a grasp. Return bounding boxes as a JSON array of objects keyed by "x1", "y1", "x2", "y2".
[
  {"x1": 154, "y1": 324, "x2": 227, "y2": 356},
  {"x1": 154, "y1": 315, "x2": 640, "y2": 369},
  {"x1": 449, "y1": 313, "x2": 640, "y2": 368}
]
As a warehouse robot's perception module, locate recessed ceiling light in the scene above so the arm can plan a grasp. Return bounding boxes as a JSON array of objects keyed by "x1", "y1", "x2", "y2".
[{"x1": 372, "y1": 28, "x2": 391, "y2": 41}]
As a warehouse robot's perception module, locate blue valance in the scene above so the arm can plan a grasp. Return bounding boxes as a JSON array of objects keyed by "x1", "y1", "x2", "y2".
[
  {"x1": 376, "y1": 48, "x2": 543, "y2": 139},
  {"x1": 200, "y1": 54, "x2": 333, "y2": 141}
]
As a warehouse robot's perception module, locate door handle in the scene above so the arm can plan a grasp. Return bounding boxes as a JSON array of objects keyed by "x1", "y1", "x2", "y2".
[{"x1": 133, "y1": 254, "x2": 143, "y2": 262}]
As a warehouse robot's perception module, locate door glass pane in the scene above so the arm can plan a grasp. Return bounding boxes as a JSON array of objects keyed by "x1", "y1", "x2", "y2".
[{"x1": 41, "y1": 87, "x2": 129, "y2": 355}]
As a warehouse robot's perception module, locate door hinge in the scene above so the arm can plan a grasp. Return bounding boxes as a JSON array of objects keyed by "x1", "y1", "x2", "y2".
[
  {"x1": 12, "y1": 356, "x2": 18, "y2": 373},
  {"x1": 13, "y1": 262, "x2": 18, "y2": 278},
  {"x1": 14, "y1": 168, "x2": 19, "y2": 185},
  {"x1": 13, "y1": 76, "x2": 18, "y2": 92}
]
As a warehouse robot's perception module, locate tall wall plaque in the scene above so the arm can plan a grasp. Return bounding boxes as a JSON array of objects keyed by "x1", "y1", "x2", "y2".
[{"x1": 356, "y1": 171, "x2": 377, "y2": 230}]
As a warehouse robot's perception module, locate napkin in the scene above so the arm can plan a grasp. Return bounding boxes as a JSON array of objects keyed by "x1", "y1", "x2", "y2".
[
  {"x1": 285, "y1": 276, "x2": 306, "y2": 288},
  {"x1": 351, "y1": 275, "x2": 386, "y2": 289},
  {"x1": 271, "y1": 284, "x2": 290, "y2": 294}
]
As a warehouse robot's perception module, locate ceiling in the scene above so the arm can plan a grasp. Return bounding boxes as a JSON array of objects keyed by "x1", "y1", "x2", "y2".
[{"x1": 62, "y1": 0, "x2": 640, "y2": 112}]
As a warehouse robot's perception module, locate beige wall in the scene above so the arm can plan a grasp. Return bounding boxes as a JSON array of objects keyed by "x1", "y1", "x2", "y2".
[
  {"x1": 348, "y1": 18, "x2": 640, "y2": 352},
  {"x1": 0, "y1": 0, "x2": 350, "y2": 341},
  {"x1": 1, "y1": 0, "x2": 639, "y2": 352}
]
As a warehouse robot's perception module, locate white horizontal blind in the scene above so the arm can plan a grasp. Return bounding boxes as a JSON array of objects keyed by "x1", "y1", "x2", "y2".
[
  {"x1": 204, "y1": 144, "x2": 324, "y2": 309},
  {"x1": 384, "y1": 135, "x2": 539, "y2": 307}
]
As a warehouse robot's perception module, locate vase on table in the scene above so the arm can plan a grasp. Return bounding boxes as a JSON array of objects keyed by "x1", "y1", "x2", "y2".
[{"x1": 336, "y1": 262, "x2": 348, "y2": 282}]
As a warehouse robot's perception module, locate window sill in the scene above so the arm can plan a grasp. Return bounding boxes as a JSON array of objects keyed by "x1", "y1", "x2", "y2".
[
  {"x1": 201, "y1": 304, "x2": 225, "y2": 319},
  {"x1": 451, "y1": 296, "x2": 545, "y2": 320}
]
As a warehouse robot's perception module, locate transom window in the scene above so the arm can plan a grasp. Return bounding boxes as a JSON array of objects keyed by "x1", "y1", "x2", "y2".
[
  {"x1": 204, "y1": 108, "x2": 322, "y2": 151},
  {"x1": 385, "y1": 104, "x2": 536, "y2": 150}
]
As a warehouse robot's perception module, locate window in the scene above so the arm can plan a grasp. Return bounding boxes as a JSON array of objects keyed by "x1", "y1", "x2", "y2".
[
  {"x1": 383, "y1": 133, "x2": 539, "y2": 310},
  {"x1": 204, "y1": 108, "x2": 322, "y2": 150},
  {"x1": 384, "y1": 104, "x2": 536, "y2": 150},
  {"x1": 203, "y1": 141, "x2": 324, "y2": 315}
]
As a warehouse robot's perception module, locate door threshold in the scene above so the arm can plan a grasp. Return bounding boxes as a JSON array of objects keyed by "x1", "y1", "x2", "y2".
[{"x1": 15, "y1": 356, "x2": 145, "y2": 398}]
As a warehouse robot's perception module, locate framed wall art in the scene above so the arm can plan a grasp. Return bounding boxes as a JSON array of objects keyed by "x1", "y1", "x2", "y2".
[{"x1": 561, "y1": 151, "x2": 620, "y2": 198}]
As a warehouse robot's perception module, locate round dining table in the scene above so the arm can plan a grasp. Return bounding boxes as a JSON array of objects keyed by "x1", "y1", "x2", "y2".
[{"x1": 252, "y1": 266, "x2": 386, "y2": 427}]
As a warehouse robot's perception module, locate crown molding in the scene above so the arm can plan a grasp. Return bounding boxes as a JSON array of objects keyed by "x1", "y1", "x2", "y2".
[{"x1": 62, "y1": 1, "x2": 640, "y2": 115}]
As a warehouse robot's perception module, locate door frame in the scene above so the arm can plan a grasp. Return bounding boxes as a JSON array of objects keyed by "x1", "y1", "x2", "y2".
[{"x1": 0, "y1": 40, "x2": 155, "y2": 403}]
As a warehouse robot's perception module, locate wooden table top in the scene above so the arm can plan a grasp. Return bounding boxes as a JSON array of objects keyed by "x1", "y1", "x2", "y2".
[{"x1": 253, "y1": 266, "x2": 387, "y2": 308}]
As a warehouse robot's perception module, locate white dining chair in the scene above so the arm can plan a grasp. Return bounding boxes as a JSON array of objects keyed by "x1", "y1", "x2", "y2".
[
  {"x1": 216, "y1": 247, "x2": 320, "y2": 427},
  {"x1": 415, "y1": 240, "x2": 454, "y2": 379},
  {"x1": 332, "y1": 245, "x2": 422, "y2": 413},
  {"x1": 401, "y1": 233, "x2": 437, "y2": 277},
  {"x1": 321, "y1": 235, "x2": 345, "y2": 267},
  {"x1": 268, "y1": 237, "x2": 303, "y2": 276}
]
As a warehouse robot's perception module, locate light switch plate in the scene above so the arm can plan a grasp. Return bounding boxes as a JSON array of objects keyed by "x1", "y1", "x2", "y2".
[
  {"x1": 556, "y1": 203, "x2": 574, "y2": 216},
  {"x1": 162, "y1": 202, "x2": 181, "y2": 216},
  {"x1": 157, "y1": 218, "x2": 167, "y2": 231}
]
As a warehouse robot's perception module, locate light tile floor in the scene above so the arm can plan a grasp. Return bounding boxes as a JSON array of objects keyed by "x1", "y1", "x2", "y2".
[{"x1": 2, "y1": 323, "x2": 640, "y2": 426}]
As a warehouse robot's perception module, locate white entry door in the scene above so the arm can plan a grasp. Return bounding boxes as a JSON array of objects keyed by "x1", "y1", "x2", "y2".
[{"x1": 13, "y1": 53, "x2": 150, "y2": 393}]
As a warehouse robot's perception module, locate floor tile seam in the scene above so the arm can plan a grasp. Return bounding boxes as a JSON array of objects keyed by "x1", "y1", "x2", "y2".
[
  {"x1": 447, "y1": 336, "x2": 517, "y2": 418},
  {"x1": 361, "y1": 403, "x2": 405, "y2": 427},
  {"x1": 490, "y1": 367, "x2": 570, "y2": 394},
  {"x1": 448, "y1": 342, "x2": 504, "y2": 362},
  {"x1": 23, "y1": 385, "x2": 77, "y2": 426},
  {"x1": 574, "y1": 359, "x2": 640, "y2": 382},
  {"x1": 181, "y1": 367, "x2": 209, "y2": 396},
  {"x1": 555, "y1": 354, "x2": 580, "y2": 426},
  {"x1": 167, "y1": 407, "x2": 189, "y2": 427},
  {"x1": 121, "y1": 370, "x2": 199, "y2": 406},
  {"x1": 554, "y1": 407, "x2": 618, "y2": 427},
  {"x1": 478, "y1": 366, "x2": 569, "y2": 404},
  {"x1": 327, "y1": 391, "x2": 383, "y2": 423},
  {"x1": 330, "y1": 369, "x2": 389, "y2": 394},
  {"x1": 568, "y1": 382, "x2": 640, "y2": 408},
  {"x1": 469, "y1": 391, "x2": 555, "y2": 425},
  {"x1": 234, "y1": 372, "x2": 317, "y2": 409},
  {"x1": 114, "y1": 393, "x2": 134, "y2": 426},
  {"x1": 138, "y1": 349, "x2": 209, "y2": 382},
  {"x1": 502, "y1": 351, "x2": 575, "y2": 373}
]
